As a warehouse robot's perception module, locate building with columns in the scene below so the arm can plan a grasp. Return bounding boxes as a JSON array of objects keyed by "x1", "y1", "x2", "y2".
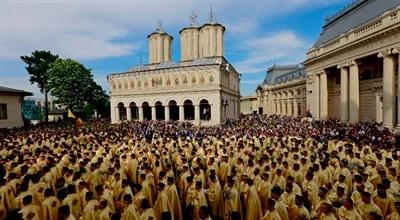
[
  {"x1": 256, "y1": 64, "x2": 307, "y2": 117},
  {"x1": 304, "y1": 0, "x2": 400, "y2": 127},
  {"x1": 108, "y1": 13, "x2": 240, "y2": 125}
]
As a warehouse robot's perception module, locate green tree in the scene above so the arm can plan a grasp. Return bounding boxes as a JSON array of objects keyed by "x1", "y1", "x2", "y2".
[
  {"x1": 48, "y1": 58, "x2": 108, "y2": 114},
  {"x1": 21, "y1": 50, "x2": 59, "y2": 123}
]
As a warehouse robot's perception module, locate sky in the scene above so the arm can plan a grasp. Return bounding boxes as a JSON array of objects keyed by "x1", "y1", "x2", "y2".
[{"x1": 0, "y1": 0, "x2": 351, "y2": 97}]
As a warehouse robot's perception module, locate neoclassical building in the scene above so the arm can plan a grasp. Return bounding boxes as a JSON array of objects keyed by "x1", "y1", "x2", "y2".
[
  {"x1": 256, "y1": 64, "x2": 307, "y2": 117},
  {"x1": 108, "y1": 15, "x2": 240, "y2": 125},
  {"x1": 304, "y1": 0, "x2": 400, "y2": 127}
]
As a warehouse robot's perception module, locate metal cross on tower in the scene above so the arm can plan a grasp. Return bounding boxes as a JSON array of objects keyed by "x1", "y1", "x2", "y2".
[
  {"x1": 156, "y1": 20, "x2": 163, "y2": 32},
  {"x1": 189, "y1": 11, "x2": 198, "y2": 26},
  {"x1": 208, "y1": 3, "x2": 216, "y2": 23}
]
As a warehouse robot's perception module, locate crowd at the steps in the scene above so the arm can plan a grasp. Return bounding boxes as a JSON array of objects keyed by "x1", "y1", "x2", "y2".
[{"x1": 0, "y1": 114, "x2": 399, "y2": 220}]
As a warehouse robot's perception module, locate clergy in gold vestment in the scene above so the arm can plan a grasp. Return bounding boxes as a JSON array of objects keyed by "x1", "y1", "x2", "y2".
[
  {"x1": 82, "y1": 192, "x2": 98, "y2": 220},
  {"x1": 205, "y1": 175, "x2": 222, "y2": 219},
  {"x1": 262, "y1": 198, "x2": 281, "y2": 220},
  {"x1": 245, "y1": 179, "x2": 262, "y2": 220},
  {"x1": 357, "y1": 191, "x2": 383, "y2": 220},
  {"x1": 166, "y1": 177, "x2": 183, "y2": 220},
  {"x1": 291, "y1": 195, "x2": 310, "y2": 220},
  {"x1": 121, "y1": 194, "x2": 139, "y2": 220},
  {"x1": 373, "y1": 184, "x2": 397, "y2": 218},
  {"x1": 42, "y1": 188, "x2": 60, "y2": 220},
  {"x1": 139, "y1": 199, "x2": 157, "y2": 220},
  {"x1": 18, "y1": 195, "x2": 42, "y2": 220},
  {"x1": 154, "y1": 182, "x2": 174, "y2": 220},
  {"x1": 223, "y1": 177, "x2": 242, "y2": 220},
  {"x1": 338, "y1": 198, "x2": 362, "y2": 220}
]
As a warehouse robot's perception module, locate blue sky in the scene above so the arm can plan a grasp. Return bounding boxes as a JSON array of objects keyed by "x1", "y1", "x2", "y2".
[{"x1": 0, "y1": 0, "x2": 350, "y2": 97}]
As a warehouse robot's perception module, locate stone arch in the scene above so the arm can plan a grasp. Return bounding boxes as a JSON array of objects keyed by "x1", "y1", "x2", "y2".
[
  {"x1": 129, "y1": 102, "x2": 138, "y2": 120},
  {"x1": 199, "y1": 99, "x2": 211, "y2": 120},
  {"x1": 183, "y1": 99, "x2": 194, "y2": 120},
  {"x1": 142, "y1": 101, "x2": 151, "y2": 120},
  {"x1": 155, "y1": 101, "x2": 165, "y2": 120},
  {"x1": 118, "y1": 102, "x2": 126, "y2": 121},
  {"x1": 168, "y1": 100, "x2": 179, "y2": 121}
]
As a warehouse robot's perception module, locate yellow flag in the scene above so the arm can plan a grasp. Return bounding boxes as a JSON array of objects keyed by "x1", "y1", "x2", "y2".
[{"x1": 67, "y1": 108, "x2": 76, "y2": 119}]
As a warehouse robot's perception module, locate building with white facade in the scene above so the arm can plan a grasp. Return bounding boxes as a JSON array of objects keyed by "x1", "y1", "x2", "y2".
[
  {"x1": 0, "y1": 86, "x2": 32, "y2": 128},
  {"x1": 304, "y1": 0, "x2": 400, "y2": 127},
  {"x1": 108, "y1": 13, "x2": 240, "y2": 125}
]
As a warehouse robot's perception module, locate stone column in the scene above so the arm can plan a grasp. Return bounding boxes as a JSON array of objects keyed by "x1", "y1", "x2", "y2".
[
  {"x1": 179, "y1": 105, "x2": 185, "y2": 121},
  {"x1": 314, "y1": 74, "x2": 320, "y2": 119},
  {"x1": 194, "y1": 105, "x2": 200, "y2": 121},
  {"x1": 349, "y1": 61, "x2": 360, "y2": 123},
  {"x1": 115, "y1": 107, "x2": 120, "y2": 122},
  {"x1": 278, "y1": 93, "x2": 282, "y2": 115},
  {"x1": 126, "y1": 107, "x2": 132, "y2": 121},
  {"x1": 165, "y1": 106, "x2": 170, "y2": 121},
  {"x1": 287, "y1": 92, "x2": 293, "y2": 116},
  {"x1": 151, "y1": 106, "x2": 156, "y2": 120},
  {"x1": 379, "y1": 50, "x2": 396, "y2": 128},
  {"x1": 320, "y1": 71, "x2": 328, "y2": 120},
  {"x1": 393, "y1": 49, "x2": 400, "y2": 128},
  {"x1": 293, "y1": 90, "x2": 298, "y2": 117},
  {"x1": 339, "y1": 64, "x2": 349, "y2": 122},
  {"x1": 138, "y1": 106, "x2": 143, "y2": 121}
]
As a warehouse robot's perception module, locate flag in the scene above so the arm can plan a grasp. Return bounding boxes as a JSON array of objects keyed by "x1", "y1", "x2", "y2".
[{"x1": 67, "y1": 108, "x2": 76, "y2": 119}]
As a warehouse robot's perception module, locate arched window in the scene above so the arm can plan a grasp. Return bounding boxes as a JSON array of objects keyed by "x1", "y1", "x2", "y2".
[{"x1": 200, "y1": 99, "x2": 211, "y2": 120}]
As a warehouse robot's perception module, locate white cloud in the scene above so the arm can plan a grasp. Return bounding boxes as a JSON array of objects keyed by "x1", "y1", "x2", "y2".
[
  {"x1": 236, "y1": 31, "x2": 309, "y2": 74},
  {"x1": 0, "y1": 0, "x2": 347, "y2": 61}
]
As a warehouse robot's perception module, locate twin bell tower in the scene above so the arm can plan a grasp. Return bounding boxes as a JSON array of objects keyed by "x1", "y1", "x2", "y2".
[{"x1": 147, "y1": 7, "x2": 225, "y2": 64}]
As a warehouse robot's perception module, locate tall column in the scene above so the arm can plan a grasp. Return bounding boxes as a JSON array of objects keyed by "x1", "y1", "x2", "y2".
[
  {"x1": 287, "y1": 92, "x2": 293, "y2": 116},
  {"x1": 277, "y1": 94, "x2": 282, "y2": 115},
  {"x1": 393, "y1": 49, "x2": 400, "y2": 128},
  {"x1": 349, "y1": 61, "x2": 359, "y2": 123},
  {"x1": 151, "y1": 106, "x2": 156, "y2": 120},
  {"x1": 194, "y1": 105, "x2": 200, "y2": 121},
  {"x1": 126, "y1": 107, "x2": 132, "y2": 121},
  {"x1": 293, "y1": 91, "x2": 298, "y2": 117},
  {"x1": 138, "y1": 106, "x2": 143, "y2": 121},
  {"x1": 179, "y1": 105, "x2": 185, "y2": 121},
  {"x1": 115, "y1": 107, "x2": 120, "y2": 122},
  {"x1": 314, "y1": 74, "x2": 320, "y2": 119},
  {"x1": 339, "y1": 65, "x2": 349, "y2": 122},
  {"x1": 320, "y1": 71, "x2": 328, "y2": 120},
  {"x1": 165, "y1": 106, "x2": 170, "y2": 121},
  {"x1": 379, "y1": 50, "x2": 396, "y2": 128}
]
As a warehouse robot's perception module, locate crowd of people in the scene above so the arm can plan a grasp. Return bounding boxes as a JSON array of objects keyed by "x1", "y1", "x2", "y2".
[{"x1": 0, "y1": 114, "x2": 399, "y2": 220}]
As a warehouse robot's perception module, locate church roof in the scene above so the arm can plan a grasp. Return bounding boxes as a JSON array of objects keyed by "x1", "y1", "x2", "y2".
[
  {"x1": 0, "y1": 85, "x2": 32, "y2": 96},
  {"x1": 108, "y1": 57, "x2": 229, "y2": 78},
  {"x1": 262, "y1": 64, "x2": 305, "y2": 86},
  {"x1": 314, "y1": 0, "x2": 399, "y2": 48}
]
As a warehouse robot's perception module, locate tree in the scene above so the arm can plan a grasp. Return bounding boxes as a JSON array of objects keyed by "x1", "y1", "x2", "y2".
[
  {"x1": 48, "y1": 58, "x2": 108, "y2": 113},
  {"x1": 21, "y1": 50, "x2": 59, "y2": 123}
]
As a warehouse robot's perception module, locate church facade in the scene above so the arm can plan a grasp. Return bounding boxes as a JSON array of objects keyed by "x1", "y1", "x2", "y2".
[
  {"x1": 256, "y1": 64, "x2": 307, "y2": 117},
  {"x1": 108, "y1": 15, "x2": 240, "y2": 125},
  {"x1": 304, "y1": 0, "x2": 400, "y2": 127}
]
